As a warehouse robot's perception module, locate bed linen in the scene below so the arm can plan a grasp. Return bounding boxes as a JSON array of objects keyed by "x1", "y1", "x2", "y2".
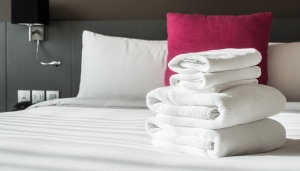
[
  {"x1": 268, "y1": 42, "x2": 300, "y2": 102},
  {"x1": 77, "y1": 31, "x2": 167, "y2": 104},
  {"x1": 0, "y1": 98, "x2": 299, "y2": 171}
]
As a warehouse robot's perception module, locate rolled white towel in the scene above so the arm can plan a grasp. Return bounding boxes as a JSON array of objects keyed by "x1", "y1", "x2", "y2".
[
  {"x1": 171, "y1": 78, "x2": 258, "y2": 93},
  {"x1": 146, "y1": 117, "x2": 286, "y2": 158},
  {"x1": 170, "y1": 66, "x2": 261, "y2": 91},
  {"x1": 147, "y1": 85, "x2": 286, "y2": 129},
  {"x1": 168, "y1": 48, "x2": 262, "y2": 74}
]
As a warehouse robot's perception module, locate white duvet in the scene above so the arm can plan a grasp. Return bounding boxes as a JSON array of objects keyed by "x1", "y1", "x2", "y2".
[{"x1": 0, "y1": 98, "x2": 299, "y2": 171}]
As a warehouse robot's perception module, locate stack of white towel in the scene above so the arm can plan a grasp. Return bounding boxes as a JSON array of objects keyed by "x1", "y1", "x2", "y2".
[{"x1": 145, "y1": 48, "x2": 287, "y2": 158}]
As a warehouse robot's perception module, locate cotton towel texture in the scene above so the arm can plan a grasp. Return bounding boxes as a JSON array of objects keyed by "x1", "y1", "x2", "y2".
[
  {"x1": 168, "y1": 48, "x2": 262, "y2": 74},
  {"x1": 169, "y1": 49, "x2": 262, "y2": 92},
  {"x1": 170, "y1": 66, "x2": 261, "y2": 93},
  {"x1": 145, "y1": 48, "x2": 286, "y2": 158},
  {"x1": 147, "y1": 85, "x2": 286, "y2": 129},
  {"x1": 146, "y1": 117, "x2": 286, "y2": 158}
]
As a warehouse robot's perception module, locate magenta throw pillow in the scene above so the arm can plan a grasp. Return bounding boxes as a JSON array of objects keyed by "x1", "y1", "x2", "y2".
[{"x1": 165, "y1": 12, "x2": 273, "y2": 85}]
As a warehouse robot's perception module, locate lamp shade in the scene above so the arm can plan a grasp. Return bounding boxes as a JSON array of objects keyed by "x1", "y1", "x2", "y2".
[{"x1": 11, "y1": 0, "x2": 49, "y2": 25}]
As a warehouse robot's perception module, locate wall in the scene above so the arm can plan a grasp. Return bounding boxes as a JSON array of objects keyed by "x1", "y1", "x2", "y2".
[
  {"x1": 6, "y1": 21, "x2": 72, "y2": 112},
  {"x1": 1, "y1": 0, "x2": 300, "y2": 21},
  {"x1": 0, "y1": 21, "x2": 72, "y2": 112},
  {"x1": 0, "y1": 0, "x2": 300, "y2": 112},
  {"x1": 0, "y1": 22, "x2": 5, "y2": 112},
  {"x1": 0, "y1": 20, "x2": 170, "y2": 111},
  {"x1": 0, "y1": 19, "x2": 300, "y2": 112}
]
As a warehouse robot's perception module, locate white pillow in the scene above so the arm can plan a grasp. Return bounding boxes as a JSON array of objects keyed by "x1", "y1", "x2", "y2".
[
  {"x1": 77, "y1": 31, "x2": 168, "y2": 107},
  {"x1": 268, "y1": 42, "x2": 300, "y2": 102}
]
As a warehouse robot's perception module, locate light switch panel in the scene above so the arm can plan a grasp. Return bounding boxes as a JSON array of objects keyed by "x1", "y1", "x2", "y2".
[
  {"x1": 18, "y1": 90, "x2": 31, "y2": 102},
  {"x1": 46, "y1": 91, "x2": 59, "y2": 101}
]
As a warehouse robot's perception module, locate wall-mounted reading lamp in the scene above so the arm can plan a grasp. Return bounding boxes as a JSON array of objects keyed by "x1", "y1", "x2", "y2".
[{"x1": 11, "y1": 0, "x2": 61, "y2": 67}]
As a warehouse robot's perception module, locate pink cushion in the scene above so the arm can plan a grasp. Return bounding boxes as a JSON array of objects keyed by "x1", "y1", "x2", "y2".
[{"x1": 165, "y1": 12, "x2": 273, "y2": 86}]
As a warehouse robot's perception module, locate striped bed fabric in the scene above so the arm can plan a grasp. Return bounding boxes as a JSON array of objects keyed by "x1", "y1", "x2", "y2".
[{"x1": 0, "y1": 99, "x2": 299, "y2": 171}]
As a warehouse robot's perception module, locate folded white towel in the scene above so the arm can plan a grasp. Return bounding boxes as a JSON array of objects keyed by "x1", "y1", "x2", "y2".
[
  {"x1": 146, "y1": 117, "x2": 286, "y2": 158},
  {"x1": 171, "y1": 78, "x2": 258, "y2": 93},
  {"x1": 170, "y1": 66, "x2": 261, "y2": 90},
  {"x1": 147, "y1": 85, "x2": 286, "y2": 129},
  {"x1": 168, "y1": 48, "x2": 262, "y2": 74}
]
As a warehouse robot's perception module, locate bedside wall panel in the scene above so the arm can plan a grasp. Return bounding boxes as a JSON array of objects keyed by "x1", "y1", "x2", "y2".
[
  {"x1": 0, "y1": 22, "x2": 5, "y2": 111},
  {"x1": 6, "y1": 22, "x2": 72, "y2": 111},
  {"x1": 269, "y1": 19, "x2": 300, "y2": 42},
  {"x1": 2, "y1": 0, "x2": 300, "y2": 21},
  {"x1": 0, "y1": 19, "x2": 299, "y2": 111}
]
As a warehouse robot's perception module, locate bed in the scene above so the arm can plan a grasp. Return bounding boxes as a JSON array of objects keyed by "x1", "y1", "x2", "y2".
[
  {"x1": 0, "y1": 99, "x2": 299, "y2": 171},
  {"x1": 1, "y1": 17, "x2": 300, "y2": 170}
]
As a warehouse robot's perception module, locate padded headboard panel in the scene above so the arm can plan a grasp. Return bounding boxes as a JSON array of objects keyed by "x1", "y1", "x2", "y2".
[{"x1": 71, "y1": 19, "x2": 300, "y2": 96}]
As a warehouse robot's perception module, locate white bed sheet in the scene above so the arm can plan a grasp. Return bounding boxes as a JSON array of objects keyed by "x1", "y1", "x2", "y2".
[{"x1": 0, "y1": 100, "x2": 299, "y2": 171}]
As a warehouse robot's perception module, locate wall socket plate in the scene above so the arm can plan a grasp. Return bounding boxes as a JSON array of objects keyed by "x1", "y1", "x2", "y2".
[
  {"x1": 46, "y1": 90, "x2": 59, "y2": 101},
  {"x1": 18, "y1": 90, "x2": 31, "y2": 102},
  {"x1": 32, "y1": 90, "x2": 45, "y2": 104}
]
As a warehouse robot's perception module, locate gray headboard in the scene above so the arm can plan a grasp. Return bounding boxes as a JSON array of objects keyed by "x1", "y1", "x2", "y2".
[{"x1": 1, "y1": 19, "x2": 300, "y2": 111}]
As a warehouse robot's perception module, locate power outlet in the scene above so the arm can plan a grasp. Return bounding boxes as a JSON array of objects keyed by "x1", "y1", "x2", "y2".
[
  {"x1": 32, "y1": 90, "x2": 45, "y2": 104},
  {"x1": 18, "y1": 90, "x2": 31, "y2": 102},
  {"x1": 46, "y1": 90, "x2": 59, "y2": 100}
]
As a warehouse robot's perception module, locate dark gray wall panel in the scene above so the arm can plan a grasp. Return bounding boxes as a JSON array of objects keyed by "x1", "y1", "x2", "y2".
[
  {"x1": 0, "y1": 22, "x2": 5, "y2": 111},
  {"x1": 7, "y1": 22, "x2": 72, "y2": 111},
  {"x1": 270, "y1": 19, "x2": 300, "y2": 42},
  {"x1": 2, "y1": 0, "x2": 300, "y2": 21},
  {"x1": 71, "y1": 20, "x2": 168, "y2": 96}
]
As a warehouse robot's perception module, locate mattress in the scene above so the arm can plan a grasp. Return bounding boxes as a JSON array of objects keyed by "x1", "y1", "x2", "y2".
[{"x1": 0, "y1": 99, "x2": 299, "y2": 171}]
